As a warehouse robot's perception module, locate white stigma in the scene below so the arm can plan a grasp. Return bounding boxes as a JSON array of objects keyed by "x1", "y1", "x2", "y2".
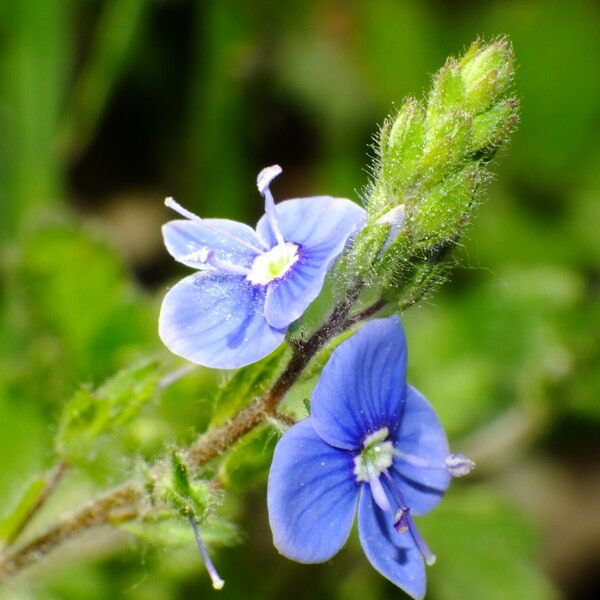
[
  {"x1": 246, "y1": 242, "x2": 299, "y2": 285},
  {"x1": 353, "y1": 427, "x2": 395, "y2": 483}
]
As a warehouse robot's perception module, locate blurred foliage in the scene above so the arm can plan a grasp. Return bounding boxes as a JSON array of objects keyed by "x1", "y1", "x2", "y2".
[{"x1": 1, "y1": 0, "x2": 599, "y2": 598}]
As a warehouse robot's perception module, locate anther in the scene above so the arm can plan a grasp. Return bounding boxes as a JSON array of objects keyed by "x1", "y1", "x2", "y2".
[
  {"x1": 394, "y1": 507, "x2": 410, "y2": 534},
  {"x1": 445, "y1": 454, "x2": 475, "y2": 477}
]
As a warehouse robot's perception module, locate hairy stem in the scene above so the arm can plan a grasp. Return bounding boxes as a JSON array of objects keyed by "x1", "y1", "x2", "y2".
[{"x1": 0, "y1": 286, "x2": 368, "y2": 579}]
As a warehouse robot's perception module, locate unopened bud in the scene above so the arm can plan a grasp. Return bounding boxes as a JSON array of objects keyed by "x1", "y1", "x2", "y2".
[
  {"x1": 460, "y1": 38, "x2": 514, "y2": 113},
  {"x1": 471, "y1": 98, "x2": 519, "y2": 157},
  {"x1": 426, "y1": 59, "x2": 466, "y2": 134},
  {"x1": 413, "y1": 166, "x2": 479, "y2": 244}
]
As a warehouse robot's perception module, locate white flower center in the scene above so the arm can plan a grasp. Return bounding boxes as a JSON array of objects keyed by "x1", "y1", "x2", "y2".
[
  {"x1": 246, "y1": 242, "x2": 299, "y2": 285},
  {"x1": 353, "y1": 427, "x2": 395, "y2": 483}
]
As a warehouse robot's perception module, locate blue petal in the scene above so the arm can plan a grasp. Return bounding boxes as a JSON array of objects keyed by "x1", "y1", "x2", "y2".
[
  {"x1": 391, "y1": 386, "x2": 450, "y2": 515},
  {"x1": 358, "y1": 486, "x2": 426, "y2": 600},
  {"x1": 263, "y1": 245, "x2": 337, "y2": 329},
  {"x1": 162, "y1": 219, "x2": 264, "y2": 269},
  {"x1": 256, "y1": 196, "x2": 366, "y2": 250},
  {"x1": 158, "y1": 272, "x2": 285, "y2": 369},
  {"x1": 310, "y1": 317, "x2": 408, "y2": 451},
  {"x1": 267, "y1": 419, "x2": 359, "y2": 563}
]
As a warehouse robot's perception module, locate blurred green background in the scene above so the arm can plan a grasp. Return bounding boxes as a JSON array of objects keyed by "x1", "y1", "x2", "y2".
[{"x1": 1, "y1": 1, "x2": 599, "y2": 598}]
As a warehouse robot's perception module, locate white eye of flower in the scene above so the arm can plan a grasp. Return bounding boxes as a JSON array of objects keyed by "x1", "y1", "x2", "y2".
[
  {"x1": 246, "y1": 243, "x2": 300, "y2": 285},
  {"x1": 353, "y1": 427, "x2": 395, "y2": 483}
]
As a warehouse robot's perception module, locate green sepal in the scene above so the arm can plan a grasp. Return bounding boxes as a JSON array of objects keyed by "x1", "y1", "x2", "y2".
[
  {"x1": 470, "y1": 98, "x2": 520, "y2": 158},
  {"x1": 158, "y1": 450, "x2": 212, "y2": 522},
  {"x1": 373, "y1": 97, "x2": 425, "y2": 213},
  {"x1": 340, "y1": 223, "x2": 392, "y2": 283},
  {"x1": 426, "y1": 59, "x2": 466, "y2": 135},
  {"x1": 422, "y1": 109, "x2": 472, "y2": 186}
]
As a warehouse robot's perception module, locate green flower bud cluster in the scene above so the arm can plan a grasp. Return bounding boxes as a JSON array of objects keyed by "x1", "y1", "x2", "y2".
[{"x1": 354, "y1": 37, "x2": 518, "y2": 303}]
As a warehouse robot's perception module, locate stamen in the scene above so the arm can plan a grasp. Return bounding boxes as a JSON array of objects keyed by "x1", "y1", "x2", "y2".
[
  {"x1": 180, "y1": 248, "x2": 250, "y2": 277},
  {"x1": 394, "y1": 507, "x2": 410, "y2": 533},
  {"x1": 190, "y1": 518, "x2": 224, "y2": 590},
  {"x1": 408, "y1": 518, "x2": 437, "y2": 566},
  {"x1": 393, "y1": 449, "x2": 440, "y2": 470},
  {"x1": 165, "y1": 197, "x2": 264, "y2": 254},
  {"x1": 206, "y1": 254, "x2": 251, "y2": 277},
  {"x1": 394, "y1": 449, "x2": 475, "y2": 478},
  {"x1": 445, "y1": 453, "x2": 475, "y2": 477},
  {"x1": 383, "y1": 471, "x2": 436, "y2": 565},
  {"x1": 256, "y1": 165, "x2": 286, "y2": 247}
]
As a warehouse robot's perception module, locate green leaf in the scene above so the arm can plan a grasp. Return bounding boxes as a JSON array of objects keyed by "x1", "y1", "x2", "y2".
[
  {"x1": 20, "y1": 222, "x2": 155, "y2": 384},
  {"x1": 209, "y1": 345, "x2": 290, "y2": 428},
  {"x1": 120, "y1": 515, "x2": 241, "y2": 549},
  {"x1": 57, "y1": 0, "x2": 150, "y2": 161},
  {"x1": 0, "y1": 478, "x2": 46, "y2": 546},
  {"x1": 218, "y1": 425, "x2": 278, "y2": 491},
  {"x1": 420, "y1": 485, "x2": 558, "y2": 600},
  {"x1": 56, "y1": 358, "x2": 161, "y2": 464}
]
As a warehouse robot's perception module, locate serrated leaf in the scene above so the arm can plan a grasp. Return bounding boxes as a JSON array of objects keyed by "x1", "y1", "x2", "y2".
[
  {"x1": 56, "y1": 358, "x2": 161, "y2": 464},
  {"x1": 0, "y1": 478, "x2": 46, "y2": 545},
  {"x1": 209, "y1": 345, "x2": 289, "y2": 428}
]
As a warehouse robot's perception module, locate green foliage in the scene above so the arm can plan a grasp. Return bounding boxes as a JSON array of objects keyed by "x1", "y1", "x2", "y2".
[
  {"x1": 0, "y1": 478, "x2": 46, "y2": 547},
  {"x1": 218, "y1": 425, "x2": 279, "y2": 491},
  {"x1": 210, "y1": 345, "x2": 290, "y2": 427},
  {"x1": 56, "y1": 359, "x2": 161, "y2": 464},
  {"x1": 1, "y1": 1, "x2": 599, "y2": 598},
  {"x1": 120, "y1": 515, "x2": 240, "y2": 550},
  {"x1": 421, "y1": 486, "x2": 558, "y2": 600},
  {"x1": 58, "y1": 0, "x2": 149, "y2": 161},
  {"x1": 0, "y1": 0, "x2": 70, "y2": 240}
]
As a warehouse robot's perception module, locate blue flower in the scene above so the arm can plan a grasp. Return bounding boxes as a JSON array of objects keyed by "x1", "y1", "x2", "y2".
[
  {"x1": 267, "y1": 316, "x2": 473, "y2": 599},
  {"x1": 159, "y1": 165, "x2": 366, "y2": 369}
]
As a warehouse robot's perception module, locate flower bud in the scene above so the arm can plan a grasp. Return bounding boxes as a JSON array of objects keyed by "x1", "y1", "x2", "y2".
[
  {"x1": 412, "y1": 166, "x2": 480, "y2": 244},
  {"x1": 460, "y1": 37, "x2": 514, "y2": 113},
  {"x1": 426, "y1": 59, "x2": 466, "y2": 134},
  {"x1": 421, "y1": 109, "x2": 471, "y2": 185},
  {"x1": 470, "y1": 98, "x2": 519, "y2": 157},
  {"x1": 371, "y1": 99, "x2": 425, "y2": 215}
]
